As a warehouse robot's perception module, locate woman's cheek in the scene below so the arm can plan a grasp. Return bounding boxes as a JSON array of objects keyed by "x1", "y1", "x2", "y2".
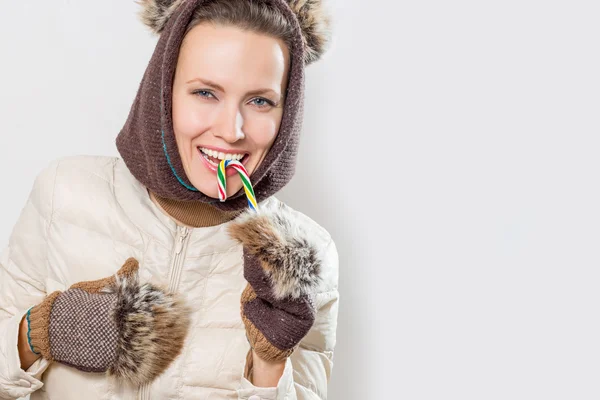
[
  {"x1": 248, "y1": 115, "x2": 280, "y2": 147},
  {"x1": 176, "y1": 105, "x2": 210, "y2": 140}
]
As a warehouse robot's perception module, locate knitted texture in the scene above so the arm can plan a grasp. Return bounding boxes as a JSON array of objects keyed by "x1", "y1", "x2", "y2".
[
  {"x1": 240, "y1": 252, "x2": 315, "y2": 362},
  {"x1": 24, "y1": 258, "x2": 190, "y2": 385},
  {"x1": 28, "y1": 291, "x2": 61, "y2": 360},
  {"x1": 226, "y1": 207, "x2": 323, "y2": 362},
  {"x1": 152, "y1": 192, "x2": 242, "y2": 227},
  {"x1": 69, "y1": 257, "x2": 139, "y2": 293},
  {"x1": 49, "y1": 289, "x2": 119, "y2": 372},
  {"x1": 116, "y1": 0, "x2": 306, "y2": 210}
]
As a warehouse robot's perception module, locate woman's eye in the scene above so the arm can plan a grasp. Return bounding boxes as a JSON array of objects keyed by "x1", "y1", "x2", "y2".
[
  {"x1": 250, "y1": 97, "x2": 274, "y2": 108},
  {"x1": 193, "y1": 90, "x2": 215, "y2": 99}
]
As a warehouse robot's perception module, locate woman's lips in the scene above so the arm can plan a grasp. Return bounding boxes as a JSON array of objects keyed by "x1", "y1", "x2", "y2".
[{"x1": 197, "y1": 148, "x2": 249, "y2": 177}]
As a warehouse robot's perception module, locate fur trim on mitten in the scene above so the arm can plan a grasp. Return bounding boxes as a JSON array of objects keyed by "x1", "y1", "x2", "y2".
[
  {"x1": 28, "y1": 258, "x2": 190, "y2": 386},
  {"x1": 227, "y1": 206, "x2": 323, "y2": 300},
  {"x1": 101, "y1": 268, "x2": 190, "y2": 386}
]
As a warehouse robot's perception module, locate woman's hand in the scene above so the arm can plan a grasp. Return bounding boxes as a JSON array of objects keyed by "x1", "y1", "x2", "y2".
[
  {"x1": 25, "y1": 258, "x2": 190, "y2": 385},
  {"x1": 18, "y1": 314, "x2": 40, "y2": 371},
  {"x1": 227, "y1": 207, "x2": 324, "y2": 387},
  {"x1": 250, "y1": 349, "x2": 286, "y2": 387}
]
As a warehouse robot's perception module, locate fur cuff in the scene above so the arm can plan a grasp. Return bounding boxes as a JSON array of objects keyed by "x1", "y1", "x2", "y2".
[
  {"x1": 227, "y1": 206, "x2": 323, "y2": 300},
  {"x1": 102, "y1": 272, "x2": 190, "y2": 385}
]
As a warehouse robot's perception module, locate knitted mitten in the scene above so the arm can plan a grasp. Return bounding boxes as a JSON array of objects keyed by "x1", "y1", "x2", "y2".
[
  {"x1": 27, "y1": 257, "x2": 190, "y2": 385},
  {"x1": 227, "y1": 207, "x2": 324, "y2": 363}
]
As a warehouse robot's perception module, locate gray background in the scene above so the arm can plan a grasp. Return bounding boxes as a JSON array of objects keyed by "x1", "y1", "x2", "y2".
[{"x1": 2, "y1": 0, "x2": 599, "y2": 399}]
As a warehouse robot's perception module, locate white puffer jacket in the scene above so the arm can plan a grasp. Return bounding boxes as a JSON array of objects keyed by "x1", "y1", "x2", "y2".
[{"x1": 0, "y1": 156, "x2": 339, "y2": 400}]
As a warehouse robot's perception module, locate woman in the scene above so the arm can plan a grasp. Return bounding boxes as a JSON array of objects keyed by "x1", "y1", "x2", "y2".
[{"x1": 0, "y1": 0, "x2": 339, "y2": 399}]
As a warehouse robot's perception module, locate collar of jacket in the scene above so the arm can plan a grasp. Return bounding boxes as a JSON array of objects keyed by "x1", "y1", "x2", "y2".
[
  {"x1": 113, "y1": 157, "x2": 279, "y2": 253},
  {"x1": 150, "y1": 191, "x2": 243, "y2": 228}
]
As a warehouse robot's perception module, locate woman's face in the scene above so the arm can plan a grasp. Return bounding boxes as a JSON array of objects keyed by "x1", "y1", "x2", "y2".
[{"x1": 172, "y1": 22, "x2": 290, "y2": 199}]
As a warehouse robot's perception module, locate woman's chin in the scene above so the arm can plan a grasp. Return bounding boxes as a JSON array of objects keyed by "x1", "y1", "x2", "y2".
[{"x1": 187, "y1": 179, "x2": 218, "y2": 199}]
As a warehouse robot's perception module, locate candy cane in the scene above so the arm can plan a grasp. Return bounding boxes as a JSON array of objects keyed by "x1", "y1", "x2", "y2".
[{"x1": 218, "y1": 159, "x2": 258, "y2": 211}]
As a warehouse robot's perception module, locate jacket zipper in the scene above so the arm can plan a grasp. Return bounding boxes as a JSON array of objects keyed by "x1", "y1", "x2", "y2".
[
  {"x1": 137, "y1": 225, "x2": 190, "y2": 400},
  {"x1": 169, "y1": 225, "x2": 190, "y2": 292}
]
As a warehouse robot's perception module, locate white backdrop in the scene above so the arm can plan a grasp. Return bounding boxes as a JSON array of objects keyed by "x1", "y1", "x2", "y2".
[{"x1": 2, "y1": 1, "x2": 599, "y2": 399}]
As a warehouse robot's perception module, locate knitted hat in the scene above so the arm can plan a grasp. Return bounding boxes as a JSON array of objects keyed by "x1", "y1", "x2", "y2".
[{"x1": 116, "y1": 0, "x2": 331, "y2": 211}]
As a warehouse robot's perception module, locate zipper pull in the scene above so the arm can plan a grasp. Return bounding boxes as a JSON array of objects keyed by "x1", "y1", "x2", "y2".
[{"x1": 175, "y1": 226, "x2": 189, "y2": 254}]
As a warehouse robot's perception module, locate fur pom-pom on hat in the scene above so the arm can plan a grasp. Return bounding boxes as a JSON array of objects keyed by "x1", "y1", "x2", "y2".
[
  {"x1": 287, "y1": 0, "x2": 331, "y2": 64},
  {"x1": 135, "y1": 0, "x2": 331, "y2": 64},
  {"x1": 136, "y1": 0, "x2": 186, "y2": 34}
]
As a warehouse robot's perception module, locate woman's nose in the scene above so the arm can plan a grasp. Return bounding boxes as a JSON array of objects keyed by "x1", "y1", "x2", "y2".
[{"x1": 213, "y1": 105, "x2": 245, "y2": 143}]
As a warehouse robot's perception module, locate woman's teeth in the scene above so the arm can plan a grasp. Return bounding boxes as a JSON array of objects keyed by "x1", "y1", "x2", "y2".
[{"x1": 198, "y1": 147, "x2": 245, "y2": 166}]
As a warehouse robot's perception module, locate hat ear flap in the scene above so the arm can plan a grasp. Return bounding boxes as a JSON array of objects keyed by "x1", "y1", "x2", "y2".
[
  {"x1": 286, "y1": 0, "x2": 332, "y2": 64},
  {"x1": 137, "y1": 0, "x2": 187, "y2": 34}
]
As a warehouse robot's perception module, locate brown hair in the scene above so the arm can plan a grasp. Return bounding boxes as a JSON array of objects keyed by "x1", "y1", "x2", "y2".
[{"x1": 184, "y1": 0, "x2": 295, "y2": 51}]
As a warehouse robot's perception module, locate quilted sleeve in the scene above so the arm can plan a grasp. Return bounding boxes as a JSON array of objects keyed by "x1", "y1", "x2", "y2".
[
  {"x1": 0, "y1": 160, "x2": 59, "y2": 399},
  {"x1": 238, "y1": 239, "x2": 340, "y2": 400}
]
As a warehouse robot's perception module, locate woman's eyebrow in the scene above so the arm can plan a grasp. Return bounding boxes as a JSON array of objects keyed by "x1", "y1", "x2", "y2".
[
  {"x1": 246, "y1": 88, "x2": 280, "y2": 99},
  {"x1": 186, "y1": 78, "x2": 225, "y2": 92},
  {"x1": 186, "y1": 78, "x2": 280, "y2": 99}
]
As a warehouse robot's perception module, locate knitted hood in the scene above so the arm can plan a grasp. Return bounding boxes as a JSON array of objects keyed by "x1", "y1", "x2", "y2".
[{"x1": 116, "y1": 0, "x2": 330, "y2": 211}]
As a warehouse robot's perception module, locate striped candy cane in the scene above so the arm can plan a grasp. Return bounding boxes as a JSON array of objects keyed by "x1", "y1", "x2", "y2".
[{"x1": 218, "y1": 159, "x2": 258, "y2": 211}]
